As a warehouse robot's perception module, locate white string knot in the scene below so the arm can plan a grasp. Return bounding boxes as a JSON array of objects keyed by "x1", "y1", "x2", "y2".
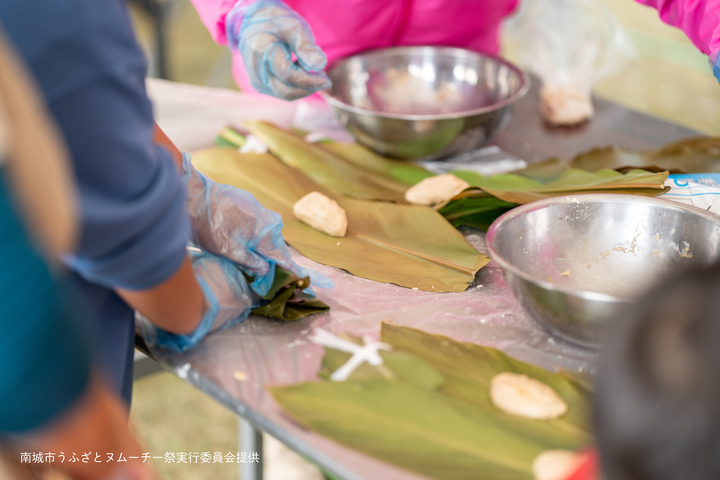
[{"x1": 309, "y1": 328, "x2": 392, "y2": 382}]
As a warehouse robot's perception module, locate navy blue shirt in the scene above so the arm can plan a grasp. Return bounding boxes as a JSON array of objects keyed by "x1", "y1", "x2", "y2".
[{"x1": 0, "y1": 0, "x2": 191, "y2": 400}]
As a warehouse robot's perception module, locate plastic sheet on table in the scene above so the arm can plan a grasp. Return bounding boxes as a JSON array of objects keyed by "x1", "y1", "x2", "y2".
[{"x1": 145, "y1": 228, "x2": 596, "y2": 412}]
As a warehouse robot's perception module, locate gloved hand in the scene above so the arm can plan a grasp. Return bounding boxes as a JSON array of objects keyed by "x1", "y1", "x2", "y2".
[
  {"x1": 139, "y1": 246, "x2": 264, "y2": 352},
  {"x1": 714, "y1": 54, "x2": 720, "y2": 85},
  {"x1": 181, "y1": 152, "x2": 333, "y2": 297},
  {"x1": 227, "y1": 0, "x2": 331, "y2": 100}
]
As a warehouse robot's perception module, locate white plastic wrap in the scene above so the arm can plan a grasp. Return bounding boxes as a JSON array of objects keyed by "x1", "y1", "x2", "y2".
[{"x1": 504, "y1": 0, "x2": 636, "y2": 125}]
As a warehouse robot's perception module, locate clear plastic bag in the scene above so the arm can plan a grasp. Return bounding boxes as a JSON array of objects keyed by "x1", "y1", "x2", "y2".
[{"x1": 504, "y1": 0, "x2": 636, "y2": 125}]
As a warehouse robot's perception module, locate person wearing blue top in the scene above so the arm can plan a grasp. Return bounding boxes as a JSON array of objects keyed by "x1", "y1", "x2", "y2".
[
  {"x1": 0, "y1": 29, "x2": 152, "y2": 480},
  {"x1": 0, "y1": 0, "x2": 331, "y2": 406},
  {"x1": 0, "y1": 0, "x2": 190, "y2": 405}
]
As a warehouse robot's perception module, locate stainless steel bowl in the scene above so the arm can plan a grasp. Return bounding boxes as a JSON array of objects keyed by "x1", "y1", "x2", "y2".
[
  {"x1": 319, "y1": 46, "x2": 529, "y2": 160},
  {"x1": 486, "y1": 194, "x2": 720, "y2": 347}
]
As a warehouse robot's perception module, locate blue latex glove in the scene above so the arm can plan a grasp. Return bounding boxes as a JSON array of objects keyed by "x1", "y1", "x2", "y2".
[
  {"x1": 714, "y1": 54, "x2": 720, "y2": 85},
  {"x1": 181, "y1": 152, "x2": 333, "y2": 297},
  {"x1": 139, "y1": 246, "x2": 264, "y2": 352},
  {"x1": 227, "y1": 0, "x2": 331, "y2": 100}
]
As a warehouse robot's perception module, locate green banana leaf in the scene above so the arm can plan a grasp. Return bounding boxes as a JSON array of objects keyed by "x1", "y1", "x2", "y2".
[
  {"x1": 272, "y1": 378, "x2": 551, "y2": 480},
  {"x1": 216, "y1": 126, "x2": 248, "y2": 148},
  {"x1": 272, "y1": 378, "x2": 547, "y2": 480},
  {"x1": 321, "y1": 141, "x2": 435, "y2": 185},
  {"x1": 439, "y1": 197, "x2": 518, "y2": 231},
  {"x1": 380, "y1": 324, "x2": 592, "y2": 445},
  {"x1": 192, "y1": 148, "x2": 488, "y2": 293},
  {"x1": 216, "y1": 124, "x2": 433, "y2": 186},
  {"x1": 320, "y1": 343, "x2": 446, "y2": 391},
  {"x1": 245, "y1": 121, "x2": 410, "y2": 202},
  {"x1": 451, "y1": 168, "x2": 670, "y2": 204},
  {"x1": 214, "y1": 124, "x2": 668, "y2": 234},
  {"x1": 439, "y1": 168, "x2": 669, "y2": 229},
  {"x1": 569, "y1": 137, "x2": 720, "y2": 174},
  {"x1": 248, "y1": 267, "x2": 329, "y2": 321},
  {"x1": 269, "y1": 324, "x2": 592, "y2": 480},
  {"x1": 215, "y1": 127, "x2": 434, "y2": 187},
  {"x1": 513, "y1": 158, "x2": 568, "y2": 182}
]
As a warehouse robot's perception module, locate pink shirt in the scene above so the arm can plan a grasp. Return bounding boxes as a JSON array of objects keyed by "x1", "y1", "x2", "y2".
[
  {"x1": 190, "y1": 0, "x2": 720, "y2": 93},
  {"x1": 190, "y1": 0, "x2": 519, "y2": 93},
  {"x1": 637, "y1": 0, "x2": 720, "y2": 58}
]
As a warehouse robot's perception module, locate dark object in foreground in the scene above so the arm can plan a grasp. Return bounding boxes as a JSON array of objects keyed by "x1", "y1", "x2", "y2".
[{"x1": 595, "y1": 264, "x2": 720, "y2": 480}]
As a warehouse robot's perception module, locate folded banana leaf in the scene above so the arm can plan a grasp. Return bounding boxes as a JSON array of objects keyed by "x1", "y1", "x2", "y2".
[
  {"x1": 245, "y1": 121, "x2": 411, "y2": 202},
  {"x1": 566, "y1": 137, "x2": 720, "y2": 174},
  {"x1": 248, "y1": 267, "x2": 329, "y2": 321},
  {"x1": 192, "y1": 148, "x2": 488, "y2": 292},
  {"x1": 269, "y1": 324, "x2": 592, "y2": 480}
]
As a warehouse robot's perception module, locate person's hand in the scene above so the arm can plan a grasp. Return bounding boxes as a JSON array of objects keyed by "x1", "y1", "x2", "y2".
[
  {"x1": 227, "y1": 0, "x2": 331, "y2": 100},
  {"x1": 139, "y1": 246, "x2": 265, "y2": 352},
  {"x1": 181, "y1": 153, "x2": 333, "y2": 297}
]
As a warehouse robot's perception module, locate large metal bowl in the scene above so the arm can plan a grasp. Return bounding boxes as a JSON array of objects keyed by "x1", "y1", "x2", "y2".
[
  {"x1": 486, "y1": 194, "x2": 720, "y2": 347},
  {"x1": 319, "y1": 46, "x2": 529, "y2": 160}
]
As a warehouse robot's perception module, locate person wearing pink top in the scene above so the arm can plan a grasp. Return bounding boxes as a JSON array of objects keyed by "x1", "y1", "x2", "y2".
[
  {"x1": 637, "y1": 0, "x2": 720, "y2": 81},
  {"x1": 190, "y1": 0, "x2": 519, "y2": 99},
  {"x1": 190, "y1": 0, "x2": 720, "y2": 99},
  {"x1": 637, "y1": 0, "x2": 720, "y2": 58}
]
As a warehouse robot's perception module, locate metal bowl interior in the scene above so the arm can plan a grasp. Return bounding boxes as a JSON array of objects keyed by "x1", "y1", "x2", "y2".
[
  {"x1": 487, "y1": 195, "x2": 720, "y2": 346},
  {"x1": 320, "y1": 46, "x2": 528, "y2": 159},
  {"x1": 323, "y1": 46, "x2": 527, "y2": 119}
]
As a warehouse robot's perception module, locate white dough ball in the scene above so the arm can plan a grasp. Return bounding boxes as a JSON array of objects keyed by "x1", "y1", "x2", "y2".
[{"x1": 490, "y1": 372, "x2": 568, "y2": 420}]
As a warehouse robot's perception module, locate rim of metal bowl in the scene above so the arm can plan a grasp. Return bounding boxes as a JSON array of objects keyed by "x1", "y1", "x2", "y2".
[
  {"x1": 318, "y1": 46, "x2": 530, "y2": 121},
  {"x1": 486, "y1": 194, "x2": 720, "y2": 304}
]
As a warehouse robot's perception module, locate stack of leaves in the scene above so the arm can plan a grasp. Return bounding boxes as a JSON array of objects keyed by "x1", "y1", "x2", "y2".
[
  {"x1": 217, "y1": 124, "x2": 434, "y2": 189},
  {"x1": 439, "y1": 137, "x2": 720, "y2": 230},
  {"x1": 192, "y1": 148, "x2": 488, "y2": 292},
  {"x1": 443, "y1": 168, "x2": 670, "y2": 230},
  {"x1": 245, "y1": 121, "x2": 433, "y2": 201},
  {"x1": 270, "y1": 324, "x2": 592, "y2": 480},
  {"x1": 215, "y1": 123, "x2": 671, "y2": 232},
  {"x1": 508, "y1": 137, "x2": 720, "y2": 180}
]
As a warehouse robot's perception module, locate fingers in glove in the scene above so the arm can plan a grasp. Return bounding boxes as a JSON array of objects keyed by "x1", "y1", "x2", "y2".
[
  {"x1": 268, "y1": 42, "x2": 331, "y2": 90},
  {"x1": 243, "y1": 0, "x2": 326, "y2": 72},
  {"x1": 283, "y1": 22, "x2": 327, "y2": 72},
  {"x1": 262, "y1": 77, "x2": 323, "y2": 100}
]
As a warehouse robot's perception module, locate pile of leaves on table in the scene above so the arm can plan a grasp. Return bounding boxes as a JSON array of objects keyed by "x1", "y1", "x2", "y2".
[
  {"x1": 201, "y1": 123, "x2": 719, "y2": 291},
  {"x1": 194, "y1": 130, "x2": 488, "y2": 293},
  {"x1": 269, "y1": 323, "x2": 593, "y2": 480}
]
